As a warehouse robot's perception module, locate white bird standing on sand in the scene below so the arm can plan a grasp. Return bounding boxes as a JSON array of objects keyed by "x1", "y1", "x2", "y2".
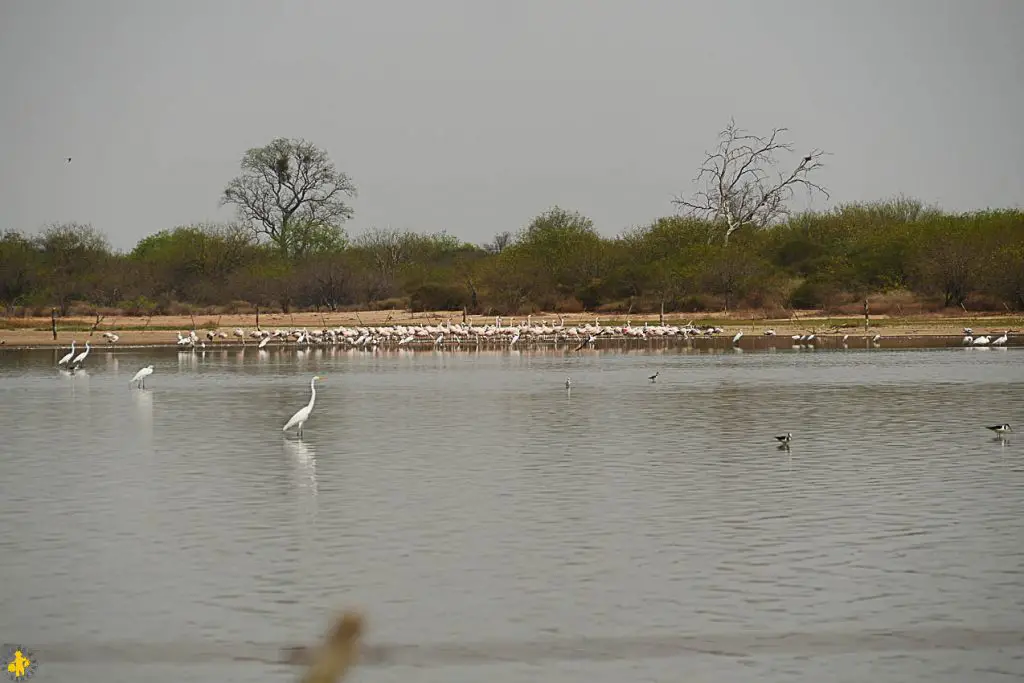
[
  {"x1": 987, "y1": 424, "x2": 1012, "y2": 436},
  {"x1": 57, "y1": 340, "x2": 76, "y2": 366},
  {"x1": 70, "y1": 341, "x2": 91, "y2": 368},
  {"x1": 283, "y1": 375, "x2": 324, "y2": 438},
  {"x1": 130, "y1": 365, "x2": 154, "y2": 389}
]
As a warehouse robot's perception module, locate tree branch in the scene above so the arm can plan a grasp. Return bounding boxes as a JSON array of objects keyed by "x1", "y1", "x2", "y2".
[{"x1": 672, "y1": 120, "x2": 830, "y2": 245}]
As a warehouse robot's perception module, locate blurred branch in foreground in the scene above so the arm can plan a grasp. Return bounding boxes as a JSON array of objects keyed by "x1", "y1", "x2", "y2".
[{"x1": 288, "y1": 611, "x2": 364, "y2": 683}]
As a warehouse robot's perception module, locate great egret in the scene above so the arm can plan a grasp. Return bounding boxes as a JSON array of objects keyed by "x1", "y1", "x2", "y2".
[
  {"x1": 130, "y1": 365, "x2": 154, "y2": 389},
  {"x1": 58, "y1": 340, "x2": 76, "y2": 366},
  {"x1": 70, "y1": 341, "x2": 91, "y2": 368},
  {"x1": 283, "y1": 375, "x2": 324, "y2": 438}
]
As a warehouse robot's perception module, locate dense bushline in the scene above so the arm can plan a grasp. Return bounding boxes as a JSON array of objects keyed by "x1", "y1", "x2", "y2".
[{"x1": 1, "y1": 198, "x2": 1022, "y2": 318}]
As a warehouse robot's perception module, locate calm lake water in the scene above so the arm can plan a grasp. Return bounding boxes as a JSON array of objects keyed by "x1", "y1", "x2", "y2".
[{"x1": 1, "y1": 345, "x2": 1022, "y2": 683}]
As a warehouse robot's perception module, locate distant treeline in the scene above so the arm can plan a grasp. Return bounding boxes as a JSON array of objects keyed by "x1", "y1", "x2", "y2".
[{"x1": 1, "y1": 198, "x2": 1022, "y2": 317}]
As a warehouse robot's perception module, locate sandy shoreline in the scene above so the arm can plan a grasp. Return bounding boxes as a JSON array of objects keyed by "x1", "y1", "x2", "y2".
[{"x1": 0, "y1": 310, "x2": 1019, "y2": 349}]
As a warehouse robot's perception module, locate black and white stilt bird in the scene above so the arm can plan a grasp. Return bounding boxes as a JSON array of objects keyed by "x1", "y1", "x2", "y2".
[
  {"x1": 987, "y1": 424, "x2": 1012, "y2": 436},
  {"x1": 775, "y1": 432, "x2": 792, "y2": 445},
  {"x1": 648, "y1": 371, "x2": 659, "y2": 383}
]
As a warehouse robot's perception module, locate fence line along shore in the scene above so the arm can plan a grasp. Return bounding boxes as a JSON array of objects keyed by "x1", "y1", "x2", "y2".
[{"x1": 0, "y1": 310, "x2": 1019, "y2": 350}]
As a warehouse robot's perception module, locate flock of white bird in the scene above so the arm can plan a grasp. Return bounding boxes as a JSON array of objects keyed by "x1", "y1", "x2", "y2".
[
  {"x1": 161, "y1": 319, "x2": 738, "y2": 351},
  {"x1": 52, "y1": 320, "x2": 1014, "y2": 442},
  {"x1": 150, "y1": 322, "x2": 1009, "y2": 351},
  {"x1": 961, "y1": 328, "x2": 1011, "y2": 347},
  {"x1": 56, "y1": 315, "x2": 1012, "y2": 352}
]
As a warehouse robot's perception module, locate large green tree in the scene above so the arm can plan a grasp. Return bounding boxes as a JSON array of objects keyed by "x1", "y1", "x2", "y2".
[{"x1": 221, "y1": 137, "x2": 356, "y2": 259}]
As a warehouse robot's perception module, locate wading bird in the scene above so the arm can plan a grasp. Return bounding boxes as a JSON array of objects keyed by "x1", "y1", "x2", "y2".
[
  {"x1": 283, "y1": 375, "x2": 324, "y2": 438},
  {"x1": 775, "y1": 432, "x2": 792, "y2": 445},
  {"x1": 987, "y1": 424, "x2": 1012, "y2": 436},
  {"x1": 130, "y1": 365, "x2": 154, "y2": 389},
  {"x1": 57, "y1": 340, "x2": 76, "y2": 366},
  {"x1": 69, "y1": 341, "x2": 91, "y2": 369}
]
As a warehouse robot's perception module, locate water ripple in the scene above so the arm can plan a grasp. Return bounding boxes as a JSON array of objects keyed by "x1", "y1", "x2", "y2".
[{"x1": 0, "y1": 347, "x2": 1022, "y2": 682}]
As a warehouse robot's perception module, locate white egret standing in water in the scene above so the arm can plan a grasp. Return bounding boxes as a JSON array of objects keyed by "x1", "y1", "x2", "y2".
[
  {"x1": 283, "y1": 375, "x2": 324, "y2": 438},
  {"x1": 70, "y1": 341, "x2": 91, "y2": 369},
  {"x1": 130, "y1": 365, "x2": 154, "y2": 389},
  {"x1": 58, "y1": 340, "x2": 76, "y2": 366}
]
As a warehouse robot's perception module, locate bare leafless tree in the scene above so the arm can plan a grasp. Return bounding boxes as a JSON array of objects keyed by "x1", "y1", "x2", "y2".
[
  {"x1": 221, "y1": 138, "x2": 356, "y2": 258},
  {"x1": 673, "y1": 119, "x2": 829, "y2": 245},
  {"x1": 484, "y1": 231, "x2": 512, "y2": 254}
]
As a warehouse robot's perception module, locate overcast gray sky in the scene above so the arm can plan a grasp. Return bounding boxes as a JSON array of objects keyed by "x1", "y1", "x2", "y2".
[{"x1": 1, "y1": 0, "x2": 1021, "y2": 251}]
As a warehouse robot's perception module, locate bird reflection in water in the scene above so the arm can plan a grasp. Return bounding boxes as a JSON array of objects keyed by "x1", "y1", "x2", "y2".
[
  {"x1": 132, "y1": 388, "x2": 154, "y2": 436},
  {"x1": 59, "y1": 367, "x2": 89, "y2": 397},
  {"x1": 284, "y1": 438, "x2": 318, "y2": 495}
]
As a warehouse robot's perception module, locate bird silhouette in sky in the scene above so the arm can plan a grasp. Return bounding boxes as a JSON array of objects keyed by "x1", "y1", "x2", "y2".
[{"x1": 66, "y1": 157, "x2": 72, "y2": 163}]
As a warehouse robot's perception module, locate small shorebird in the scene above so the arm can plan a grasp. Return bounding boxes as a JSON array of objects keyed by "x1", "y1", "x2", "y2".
[
  {"x1": 775, "y1": 432, "x2": 792, "y2": 445},
  {"x1": 987, "y1": 424, "x2": 1012, "y2": 436},
  {"x1": 648, "y1": 371, "x2": 659, "y2": 383},
  {"x1": 565, "y1": 376, "x2": 572, "y2": 390}
]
